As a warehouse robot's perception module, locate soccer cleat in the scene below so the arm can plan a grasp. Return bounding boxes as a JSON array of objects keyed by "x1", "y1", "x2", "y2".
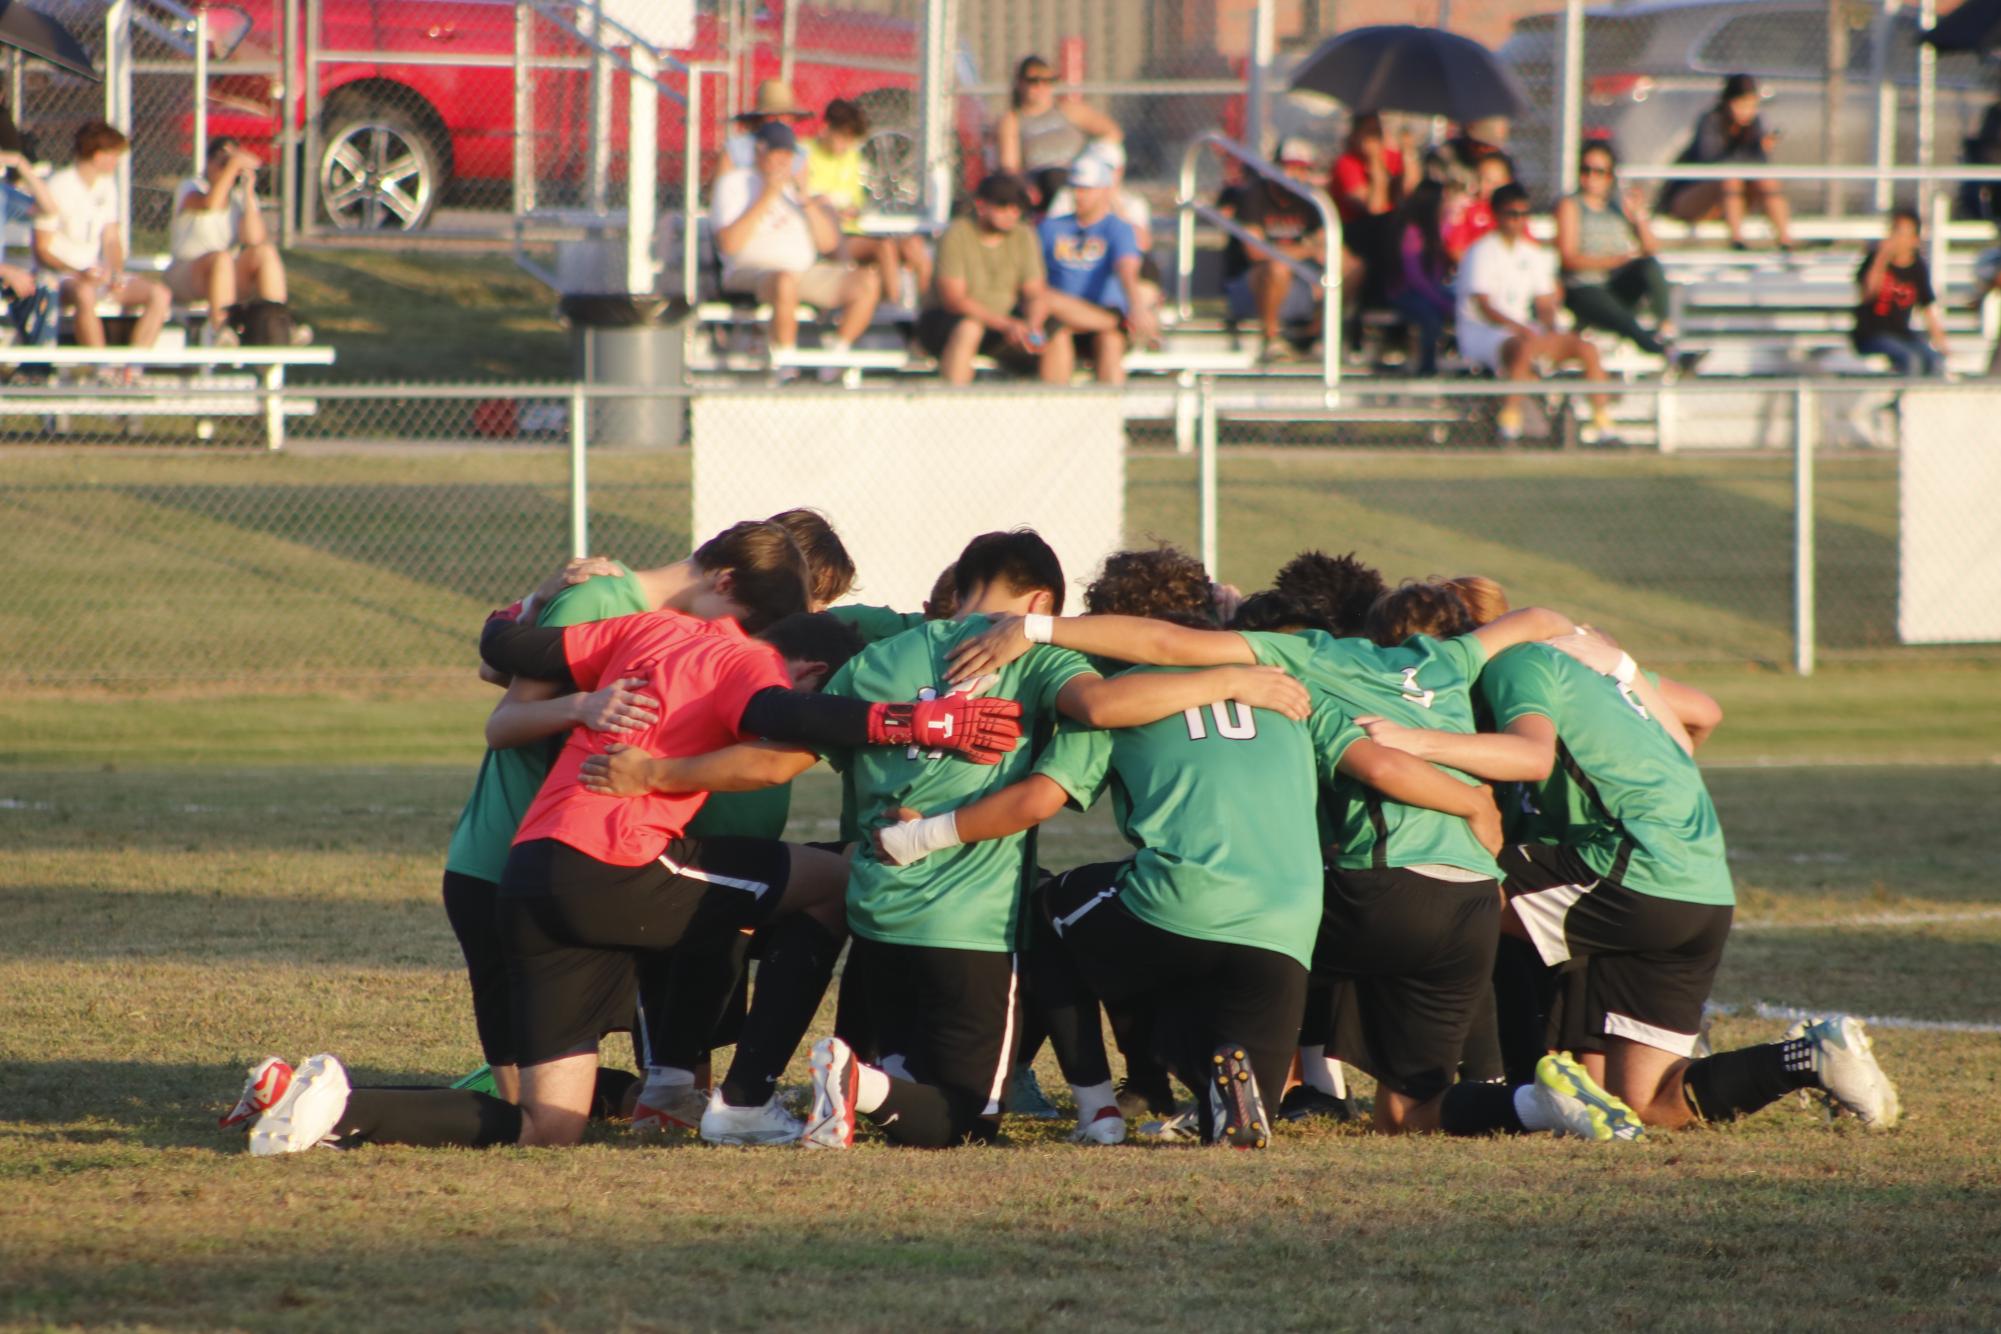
[
  {"x1": 1532, "y1": 1051, "x2": 1646, "y2": 1143},
  {"x1": 802, "y1": 1037, "x2": 859, "y2": 1149},
  {"x1": 1068, "y1": 1106, "x2": 1127, "y2": 1146},
  {"x1": 1277, "y1": 1084, "x2": 1356, "y2": 1124},
  {"x1": 1115, "y1": 1074, "x2": 1178, "y2": 1120},
  {"x1": 1002, "y1": 1064, "x2": 1060, "y2": 1120},
  {"x1": 220, "y1": 1056, "x2": 293, "y2": 1129},
  {"x1": 631, "y1": 1082, "x2": 708, "y2": 1136},
  {"x1": 1496, "y1": 406, "x2": 1525, "y2": 443},
  {"x1": 1206, "y1": 1045, "x2": 1271, "y2": 1149},
  {"x1": 1136, "y1": 1109, "x2": 1201, "y2": 1143},
  {"x1": 247, "y1": 1053, "x2": 351, "y2": 1156},
  {"x1": 1801, "y1": 1016, "x2": 1901, "y2": 1130},
  {"x1": 698, "y1": 1089, "x2": 803, "y2": 1146}
]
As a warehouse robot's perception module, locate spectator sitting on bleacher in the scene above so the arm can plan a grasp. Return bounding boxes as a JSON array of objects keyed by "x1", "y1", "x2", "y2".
[
  {"x1": 1555, "y1": 141, "x2": 1678, "y2": 360},
  {"x1": 1223, "y1": 139, "x2": 1332, "y2": 365},
  {"x1": 1854, "y1": 207, "x2": 1949, "y2": 378},
  {"x1": 1331, "y1": 111, "x2": 1420, "y2": 312},
  {"x1": 1661, "y1": 74, "x2": 1796, "y2": 252},
  {"x1": 0, "y1": 148, "x2": 59, "y2": 346},
  {"x1": 32, "y1": 121, "x2": 170, "y2": 366},
  {"x1": 995, "y1": 54, "x2": 1123, "y2": 211},
  {"x1": 1037, "y1": 151, "x2": 1156, "y2": 385},
  {"x1": 1456, "y1": 184, "x2": 1614, "y2": 444},
  {"x1": 1443, "y1": 151, "x2": 1512, "y2": 263},
  {"x1": 166, "y1": 137, "x2": 288, "y2": 348},
  {"x1": 712, "y1": 120, "x2": 881, "y2": 375},
  {"x1": 721, "y1": 80, "x2": 810, "y2": 174},
  {"x1": 805, "y1": 98, "x2": 932, "y2": 312},
  {"x1": 916, "y1": 172, "x2": 1061, "y2": 384},
  {"x1": 1391, "y1": 178, "x2": 1458, "y2": 377},
  {"x1": 1042, "y1": 142, "x2": 1162, "y2": 338}
]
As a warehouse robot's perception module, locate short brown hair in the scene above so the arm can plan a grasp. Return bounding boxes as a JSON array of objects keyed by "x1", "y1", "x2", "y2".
[
  {"x1": 1086, "y1": 545, "x2": 1216, "y2": 628},
  {"x1": 767, "y1": 507, "x2": 856, "y2": 607},
  {"x1": 822, "y1": 98, "x2": 867, "y2": 139},
  {"x1": 757, "y1": 611, "x2": 865, "y2": 683},
  {"x1": 1441, "y1": 575, "x2": 1509, "y2": 626},
  {"x1": 690, "y1": 520, "x2": 808, "y2": 633},
  {"x1": 75, "y1": 121, "x2": 129, "y2": 160},
  {"x1": 1367, "y1": 579, "x2": 1476, "y2": 647},
  {"x1": 923, "y1": 562, "x2": 959, "y2": 621}
]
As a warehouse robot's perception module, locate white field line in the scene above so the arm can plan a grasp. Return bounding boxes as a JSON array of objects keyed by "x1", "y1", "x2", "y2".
[
  {"x1": 1733, "y1": 906, "x2": 2001, "y2": 932},
  {"x1": 1713, "y1": 1000, "x2": 2001, "y2": 1036},
  {"x1": 1701, "y1": 755, "x2": 2001, "y2": 769}
]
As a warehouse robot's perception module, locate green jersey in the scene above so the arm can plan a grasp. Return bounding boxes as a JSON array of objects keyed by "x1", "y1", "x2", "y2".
[
  {"x1": 443, "y1": 566, "x2": 653, "y2": 884},
  {"x1": 823, "y1": 616, "x2": 1096, "y2": 952},
  {"x1": 686, "y1": 784, "x2": 793, "y2": 840},
  {"x1": 1042, "y1": 669, "x2": 1355, "y2": 969},
  {"x1": 1479, "y1": 644, "x2": 1733, "y2": 906},
  {"x1": 1244, "y1": 630, "x2": 1499, "y2": 878},
  {"x1": 828, "y1": 603, "x2": 928, "y2": 645}
]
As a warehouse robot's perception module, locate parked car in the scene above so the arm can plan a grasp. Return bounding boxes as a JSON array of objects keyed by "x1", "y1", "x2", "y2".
[{"x1": 1497, "y1": 0, "x2": 1995, "y2": 210}]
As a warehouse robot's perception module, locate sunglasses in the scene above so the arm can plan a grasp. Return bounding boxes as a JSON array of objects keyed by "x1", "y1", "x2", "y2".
[
  {"x1": 1579, "y1": 164, "x2": 1612, "y2": 176},
  {"x1": 1021, "y1": 74, "x2": 1054, "y2": 84},
  {"x1": 1499, "y1": 208, "x2": 1531, "y2": 218}
]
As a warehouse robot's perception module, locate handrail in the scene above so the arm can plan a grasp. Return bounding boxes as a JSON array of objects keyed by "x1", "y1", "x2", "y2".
[
  {"x1": 1177, "y1": 132, "x2": 1343, "y2": 395},
  {"x1": 1613, "y1": 164, "x2": 2001, "y2": 182}
]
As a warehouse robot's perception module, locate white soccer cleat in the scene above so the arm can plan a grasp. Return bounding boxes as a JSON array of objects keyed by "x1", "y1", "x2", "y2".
[
  {"x1": 630, "y1": 1081, "x2": 707, "y2": 1136},
  {"x1": 1068, "y1": 1106, "x2": 1127, "y2": 1145},
  {"x1": 803, "y1": 1037, "x2": 859, "y2": 1149},
  {"x1": 1532, "y1": 1052, "x2": 1646, "y2": 1143},
  {"x1": 247, "y1": 1053, "x2": 351, "y2": 1156},
  {"x1": 1802, "y1": 1016, "x2": 1901, "y2": 1130},
  {"x1": 698, "y1": 1088, "x2": 803, "y2": 1146},
  {"x1": 1206, "y1": 1045, "x2": 1272, "y2": 1149},
  {"x1": 220, "y1": 1056, "x2": 293, "y2": 1129},
  {"x1": 1136, "y1": 1109, "x2": 1201, "y2": 1143}
]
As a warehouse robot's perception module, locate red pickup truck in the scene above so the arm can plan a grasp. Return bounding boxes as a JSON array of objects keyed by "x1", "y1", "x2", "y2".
[{"x1": 196, "y1": 0, "x2": 981, "y2": 230}]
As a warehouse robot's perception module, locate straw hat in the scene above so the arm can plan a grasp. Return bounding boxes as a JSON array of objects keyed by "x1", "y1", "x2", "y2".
[{"x1": 735, "y1": 79, "x2": 807, "y2": 121}]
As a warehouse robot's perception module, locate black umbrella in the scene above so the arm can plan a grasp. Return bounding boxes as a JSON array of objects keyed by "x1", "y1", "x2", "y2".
[
  {"x1": 1287, "y1": 24, "x2": 1525, "y2": 124},
  {"x1": 0, "y1": 0, "x2": 97, "y2": 82},
  {"x1": 1924, "y1": 0, "x2": 2001, "y2": 52}
]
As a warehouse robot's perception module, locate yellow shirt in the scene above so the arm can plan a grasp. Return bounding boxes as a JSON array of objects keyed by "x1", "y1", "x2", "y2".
[{"x1": 804, "y1": 140, "x2": 865, "y2": 227}]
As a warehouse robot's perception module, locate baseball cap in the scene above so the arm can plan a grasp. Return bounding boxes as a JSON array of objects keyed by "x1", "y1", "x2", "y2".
[
  {"x1": 1068, "y1": 152, "x2": 1117, "y2": 189},
  {"x1": 1277, "y1": 137, "x2": 1318, "y2": 167},
  {"x1": 754, "y1": 121, "x2": 799, "y2": 153}
]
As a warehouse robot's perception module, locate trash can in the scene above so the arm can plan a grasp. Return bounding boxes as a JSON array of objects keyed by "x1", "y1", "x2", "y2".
[{"x1": 561, "y1": 292, "x2": 690, "y2": 448}]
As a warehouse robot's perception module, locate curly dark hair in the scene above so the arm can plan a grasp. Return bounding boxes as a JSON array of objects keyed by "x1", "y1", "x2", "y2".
[
  {"x1": 1367, "y1": 579, "x2": 1477, "y2": 647},
  {"x1": 1085, "y1": 545, "x2": 1217, "y2": 628},
  {"x1": 1274, "y1": 550, "x2": 1386, "y2": 637},
  {"x1": 1227, "y1": 588, "x2": 1332, "y2": 634}
]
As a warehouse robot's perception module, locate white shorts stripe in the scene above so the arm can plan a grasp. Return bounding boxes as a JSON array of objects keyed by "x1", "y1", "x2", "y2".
[
  {"x1": 1510, "y1": 877, "x2": 1597, "y2": 966},
  {"x1": 980, "y1": 955, "x2": 1021, "y2": 1118},
  {"x1": 1052, "y1": 887, "x2": 1118, "y2": 937},
  {"x1": 1604, "y1": 1010, "x2": 1702, "y2": 1057},
  {"x1": 659, "y1": 851, "x2": 772, "y2": 899}
]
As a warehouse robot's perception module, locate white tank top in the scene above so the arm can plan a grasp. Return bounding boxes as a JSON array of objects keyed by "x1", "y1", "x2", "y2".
[{"x1": 169, "y1": 178, "x2": 245, "y2": 263}]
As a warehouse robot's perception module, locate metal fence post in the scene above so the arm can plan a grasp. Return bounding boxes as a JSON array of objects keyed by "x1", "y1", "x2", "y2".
[
  {"x1": 1245, "y1": 0, "x2": 1275, "y2": 158},
  {"x1": 1199, "y1": 376, "x2": 1219, "y2": 580},
  {"x1": 1556, "y1": 0, "x2": 1585, "y2": 199},
  {"x1": 570, "y1": 387, "x2": 590, "y2": 559},
  {"x1": 192, "y1": 6, "x2": 209, "y2": 176},
  {"x1": 280, "y1": 0, "x2": 299, "y2": 247},
  {"x1": 1794, "y1": 380, "x2": 1817, "y2": 677}
]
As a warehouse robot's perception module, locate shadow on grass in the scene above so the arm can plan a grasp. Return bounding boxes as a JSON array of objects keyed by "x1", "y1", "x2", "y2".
[{"x1": 0, "y1": 886, "x2": 458, "y2": 966}]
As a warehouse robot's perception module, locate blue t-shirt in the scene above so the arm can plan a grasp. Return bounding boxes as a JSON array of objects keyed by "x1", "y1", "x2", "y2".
[{"x1": 1038, "y1": 211, "x2": 1138, "y2": 312}]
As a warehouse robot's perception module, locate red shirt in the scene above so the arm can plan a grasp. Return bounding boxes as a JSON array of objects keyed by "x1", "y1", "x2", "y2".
[
  {"x1": 1444, "y1": 196, "x2": 1495, "y2": 261},
  {"x1": 1331, "y1": 148, "x2": 1405, "y2": 223},
  {"x1": 512, "y1": 609, "x2": 790, "y2": 866}
]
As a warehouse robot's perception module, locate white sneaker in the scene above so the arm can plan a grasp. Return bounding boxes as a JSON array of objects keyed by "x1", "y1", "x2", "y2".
[
  {"x1": 220, "y1": 1055, "x2": 292, "y2": 1129},
  {"x1": 631, "y1": 1080, "x2": 707, "y2": 1135},
  {"x1": 1069, "y1": 1106, "x2": 1127, "y2": 1145},
  {"x1": 698, "y1": 1088, "x2": 802, "y2": 1146},
  {"x1": 247, "y1": 1053, "x2": 351, "y2": 1156},
  {"x1": 803, "y1": 1037, "x2": 858, "y2": 1149},
  {"x1": 1532, "y1": 1051, "x2": 1646, "y2": 1142},
  {"x1": 1803, "y1": 1016, "x2": 1901, "y2": 1130}
]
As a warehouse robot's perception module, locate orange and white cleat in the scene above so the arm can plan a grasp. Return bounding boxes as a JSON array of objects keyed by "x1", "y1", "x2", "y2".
[{"x1": 220, "y1": 1056, "x2": 293, "y2": 1129}]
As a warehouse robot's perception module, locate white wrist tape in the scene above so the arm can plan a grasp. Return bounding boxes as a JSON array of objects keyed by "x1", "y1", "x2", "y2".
[
  {"x1": 1612, "y1": 651, "x2": 1639, "y2": 686},
  {"x1": 878, "y1": 811, "x2": 961, "y2": 867},
  {"x1": 1023, "y1": 613, "x2": 1054, "y2": 645}
]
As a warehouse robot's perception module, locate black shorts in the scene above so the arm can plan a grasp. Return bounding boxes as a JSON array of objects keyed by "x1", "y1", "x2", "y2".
[
  {"x1": 441, "y1": 870, "x2": 513, "y2": 1067},
  {"x1": 1313, "y1": 866, "x2": 1501, "y2": 1102},
  {"x1": 1499, "y1": 843, "x2": 1733, "y2": 1057},
  {"x1": 1042, "y1": 861, "x2": 1307, "y2": 1114},
  {"x1": 913, "y1": 306, "x2": 1040, "y2": 367},
  {"x1": 497, "y1": 837, "x2": 790, "y2": 1068},
  {"x1": 854, "y1": 936, "x2": 1019, "y2": 1139}
]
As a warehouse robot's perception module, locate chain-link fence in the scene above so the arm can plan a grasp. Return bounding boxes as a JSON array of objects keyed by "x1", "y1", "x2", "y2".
[{"x1": 3, "y1": 378, "x2": 1994, "y2": 691}]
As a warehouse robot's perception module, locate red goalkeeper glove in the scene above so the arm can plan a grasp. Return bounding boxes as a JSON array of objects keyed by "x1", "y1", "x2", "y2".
[{"x1": 867, "y1": 694, "x2": 1023, "y2": 764}]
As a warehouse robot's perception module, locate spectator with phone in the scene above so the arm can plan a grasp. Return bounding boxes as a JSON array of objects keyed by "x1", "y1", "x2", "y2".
[
  {"x1": 1661, "y1": 74, "x2": 1796, "y2": 252},
  {"x1": 1853, "y1": 206, "x2": 1949, "y2": 377},
  {"x1": 167, "y1": 136, "x2": 291, "y2": 347}
]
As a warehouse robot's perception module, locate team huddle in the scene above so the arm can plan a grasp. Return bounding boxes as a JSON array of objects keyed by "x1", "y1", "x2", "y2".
[{"x1": 222, "y1": 510, "x2": 1900, "y2": 1154}]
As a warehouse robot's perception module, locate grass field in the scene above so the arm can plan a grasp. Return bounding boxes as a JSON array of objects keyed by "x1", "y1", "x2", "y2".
[{"x1": 2, "y1": 691, "x2": 1999, "y2": 1329}]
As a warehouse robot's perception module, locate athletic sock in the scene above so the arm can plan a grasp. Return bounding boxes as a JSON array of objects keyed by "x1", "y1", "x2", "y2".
[
  {"x1": 1437, "y1": 1080, "x2": 1529, "y2": 1136},
  {"x1": 1682, "y1": 1038, "x2": 1816, "y2": 1123},
  {"x1": 854, "y1": 1062, "x2": 891, "y2": 1115},
  {"x1": 335, "y1": 1088, "x2": 523, "y2": 1148},
  {"x1": 1298, "y1": 1045, "x2": 1346, "y2": 1098},
  {"x1": 717, "y1": 914, "x2": 842, "y2": 1108},
  {"x1": 1070, "y1": 1080, "x2": 1117, "y2": 1121},
  {"x1": 591, "y1": 1067, "x2": 640, "y2": 1121},
  {"x1": 643, "y1": 1065, "x2": 697, "y2": 1092}
]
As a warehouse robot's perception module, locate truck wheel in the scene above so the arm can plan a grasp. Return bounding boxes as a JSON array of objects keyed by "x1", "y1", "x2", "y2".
[
  {"x1": 318, "y1": 99, "x2": 446, "y2": 230},
  {"x1": 854, "y1": 88, "x2": 924, "y2": 211}
]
